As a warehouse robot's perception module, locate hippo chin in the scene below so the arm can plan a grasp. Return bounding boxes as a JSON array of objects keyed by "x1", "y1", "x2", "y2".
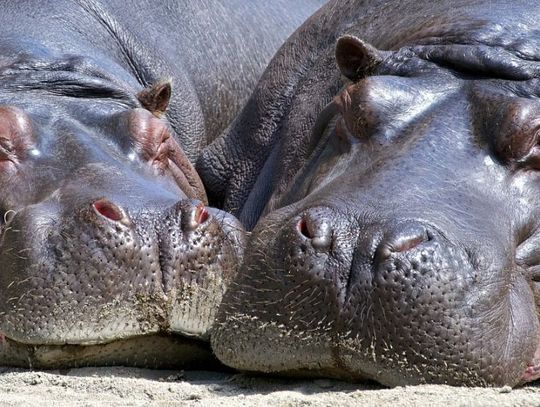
[
  {"x1": 0, "y1": 0, "x2": 325, "y2": 367},
  {"x1": 200, "y1": 0, "x2": 540, "y2": 386}
]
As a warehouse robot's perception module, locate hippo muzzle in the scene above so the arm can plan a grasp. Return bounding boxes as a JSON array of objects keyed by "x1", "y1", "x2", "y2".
[{"x1": 1, "y1": 189, "x2": 241, "y2": 343}]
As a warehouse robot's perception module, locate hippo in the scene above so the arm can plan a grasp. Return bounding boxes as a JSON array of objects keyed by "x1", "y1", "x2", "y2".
[
  {"x1": 0, "y1": 0, "x2": 325, "y2": 368},
  {"x1": 199, "y1": 0, "x2": 540, "y2": 387}
]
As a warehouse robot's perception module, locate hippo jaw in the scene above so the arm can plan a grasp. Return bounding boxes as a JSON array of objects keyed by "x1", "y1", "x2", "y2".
[{"x1": 211, "y1": 39, "x2": 540, "y2": 386}]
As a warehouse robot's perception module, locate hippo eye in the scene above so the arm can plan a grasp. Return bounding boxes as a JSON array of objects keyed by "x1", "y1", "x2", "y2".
[
  {"x1": 0, "y1": 106, "x2": 34, "y2": 170},
  {"x1": 517, "y1": 141, "x2": 540, "y2": 170},
  {"x1": 492, "y1": 100, "x2": 540, "y2": 169},
  {"x1": 333, "y1": 79, "x2": 394, "y2": 142},
  {"x1": 129, "y1": 108, "x2": 173, "y2": 166},
  {"x1": 128, "y1": 108, "x2": 207, "y2": 203},
  {"x1": 334, "y1": 85, "x2": 371, "y2": 141}
]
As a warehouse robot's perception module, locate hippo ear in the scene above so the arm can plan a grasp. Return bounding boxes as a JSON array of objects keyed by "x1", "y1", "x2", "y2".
[
  {"x1": 335, "y1": 35, "x2": 387, "y2": 81},
  {"x1": 137, "y1": 80, "x2": 172, "y2": 118}
]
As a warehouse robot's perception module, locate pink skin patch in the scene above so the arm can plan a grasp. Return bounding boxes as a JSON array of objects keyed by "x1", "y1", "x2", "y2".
[
  {"x1": 523, "y1": 363, "x2": 540, "y2": 382},
  {"x1": 392, "y1": 235, "x2": 425, "y2": 253},
  {"x1": 0, "y1": 331, "x2": 6, "y2": 347},
  {"x1": 522, "y1": 345, "x2": 540, "y2": 382}
]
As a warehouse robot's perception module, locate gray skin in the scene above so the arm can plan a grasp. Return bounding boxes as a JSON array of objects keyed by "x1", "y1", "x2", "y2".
[
  {"x1": 0, "y1": 0, "x2": 324, "y2": 368},
  {"x1": 199, "y1": 0, "x2": 540, "y2": 387}
]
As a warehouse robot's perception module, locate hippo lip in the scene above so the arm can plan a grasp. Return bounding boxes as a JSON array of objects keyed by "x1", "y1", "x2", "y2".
[
  {"x1": 0, "y1": 330, "x2": 179, "y2": 347},
  {"x1": 0, "y1": 331, "x2": 219, "y2": 369}
]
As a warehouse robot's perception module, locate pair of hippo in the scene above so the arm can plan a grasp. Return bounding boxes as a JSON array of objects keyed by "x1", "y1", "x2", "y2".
[{"x1": 0, "y1": 0, "x2": 539, "y2": 389}]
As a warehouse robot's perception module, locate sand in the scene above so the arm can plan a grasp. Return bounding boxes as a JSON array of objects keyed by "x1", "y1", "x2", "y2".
[{"x1": 1, "y1": 366, "x2": 539, "y2": 406}]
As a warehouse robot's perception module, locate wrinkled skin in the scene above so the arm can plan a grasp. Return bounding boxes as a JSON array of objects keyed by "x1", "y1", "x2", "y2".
[
  {"x1": 0, "y1": 0, "x2": 325, "y2": 367},
  {"x1": 199, "y1": 0, "x2": 540, "y2": 386}
]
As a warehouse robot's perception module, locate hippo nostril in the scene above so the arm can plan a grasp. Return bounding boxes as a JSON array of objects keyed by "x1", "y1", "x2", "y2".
[
  {"x1": 297, "y1": 219, "x2": 313, "y2": 239},
  {"x1": 196, "y1": 204, "x2": 209, "y2": 225},
  {"x1": 182, "y1": 202, "x2": 210, "y2": 232},
  {"x1": 297, "y1": 215, "x2": 333, "y2": 251},
  {"x1": 376, "y1": 222, "x2": 429, "y2": 261},
  {"x1": 92, "y1": 199, "x2": 124, "y2": 222},
  {"x1": 392, "y1": 235, "x2": 426, "y2": 253}
]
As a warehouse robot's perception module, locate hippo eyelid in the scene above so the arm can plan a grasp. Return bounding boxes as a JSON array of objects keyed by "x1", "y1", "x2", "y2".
[
  {"x1": 158, "y1": 125, "x2": 170, "y2": 142},
  {"x1": 0, "y1": 142, "x2": 14, "y2": 162},
  {"x1": 0, "y1": 136, "x2": 13, "y2": 150},
  {"x1": 506, "y1": 127, "x2": 540, "y2": 167},
  {"x1": 515, "y1": 145, "x2": 540, "y2": 170}
]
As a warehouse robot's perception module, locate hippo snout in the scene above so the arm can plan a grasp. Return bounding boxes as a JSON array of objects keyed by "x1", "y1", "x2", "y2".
[
  {"x1": 213, "y1": 205, "x2": 538, "y2": 386},
  {"x1": 0, "y1": 189, "x2": 245, "y2": 351},
  {"x1": 78, "y1": 197, "x2": 222, "y2": 296}
]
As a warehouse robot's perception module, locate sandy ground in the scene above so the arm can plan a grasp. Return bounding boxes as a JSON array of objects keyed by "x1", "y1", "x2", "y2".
[{"x1": 0, "y1": 367, "x2": 539, "y2": 406}]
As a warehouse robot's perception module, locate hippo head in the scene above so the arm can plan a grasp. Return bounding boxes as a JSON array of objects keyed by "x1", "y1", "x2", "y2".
[
  {"x1": 0, "y1": 56, "x2": 244, "y2": 367},
  {"x1": 211, "y1": 34, "x2": 540, "y2": 386}
]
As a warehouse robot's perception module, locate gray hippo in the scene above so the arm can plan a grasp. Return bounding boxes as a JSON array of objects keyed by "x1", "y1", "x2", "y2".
[
  {"x1": 199, "y1": 0, "x2": 540, "y2": 386},
  {"x1": 0, "y1": 0, "x2": 324, "y2": 368}
]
